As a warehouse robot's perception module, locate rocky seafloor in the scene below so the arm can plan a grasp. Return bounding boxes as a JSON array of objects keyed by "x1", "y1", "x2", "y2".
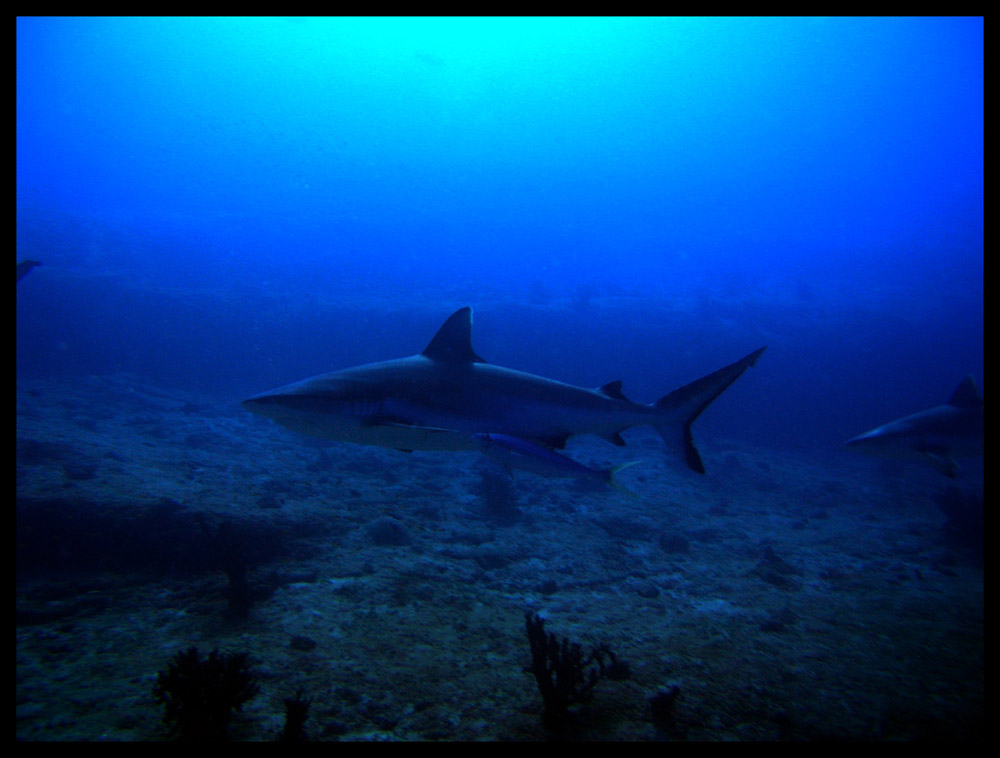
[{"x1": 16, "y1": 374, "x2": 983, "y2": 741}]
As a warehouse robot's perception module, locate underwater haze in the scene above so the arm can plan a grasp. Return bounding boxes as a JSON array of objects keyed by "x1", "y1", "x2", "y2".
[
  {"x1": 17, "y1": 18, "x2": 982, "y2": 742},
  {"x1": 16, "y1": 17, "x2": 983, "y2": 449}
]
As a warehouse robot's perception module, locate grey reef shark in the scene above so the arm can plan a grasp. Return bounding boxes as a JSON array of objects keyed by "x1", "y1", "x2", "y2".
[
  {"x1": 243, "y1": 307, "x2": 766, "y2": 484},
  {"x1": 846, "y1": 375, "x2": 983, "y2": 478}
]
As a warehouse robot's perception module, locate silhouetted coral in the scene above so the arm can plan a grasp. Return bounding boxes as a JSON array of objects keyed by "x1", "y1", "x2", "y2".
[
  {"x1": 524, "y1": 612, "x2": 627, "y2": 730},
  {"x1": 934, "y1": 486, "x2": 984, "y2": 561},
  {"x1": 153, "y1": 646, "x2": 260, "y2": 741},
  {"x1": 209, "y1": 520, "x2": 282, "y2": 618},
  {"x1": 649, "y1": 685, "x2": 681, "y2": 729},
  {"x1": 649, "y1": 685, "x2": 688, "y2": 739},
  {"x1": 279, "y1": 688, "x2": 312, "y2": 742}
]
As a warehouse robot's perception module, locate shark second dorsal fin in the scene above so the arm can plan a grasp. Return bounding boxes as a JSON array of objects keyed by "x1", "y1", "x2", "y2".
[
  {"x1": 597, "y1": 380, "x2": 628, "y2": 401},
  {"x1": 422, "y1": 307, "x2": 486, "y2": 363},
  {"x1": 948, "y1": 376, "x2": 982, "y2": 408}
]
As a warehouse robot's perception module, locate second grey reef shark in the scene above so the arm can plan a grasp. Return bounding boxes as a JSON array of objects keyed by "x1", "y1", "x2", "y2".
[
  {"x1": 846, "y1": 375, "x2": 983, "y2": 478},
  {"x1": 243, "y1": 307, "x2": 766, "y2": 481}
]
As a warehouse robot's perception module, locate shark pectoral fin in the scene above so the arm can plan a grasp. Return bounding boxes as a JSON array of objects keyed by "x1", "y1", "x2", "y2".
[
  {"x1": 914, "y1": 441, "x2": 961, "y2": 478},
  {"x1": 925, "y1": 452, "x2": 960, "y2": 478}
]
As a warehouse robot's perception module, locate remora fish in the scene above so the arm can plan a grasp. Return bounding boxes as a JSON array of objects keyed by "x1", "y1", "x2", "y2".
[
  {"x1": 243, "y1": 307, "x2": 765, "y2": 474},
  {"x1": 845, "y1": 375, "x2": 984, "y2": 477},
  {"x1": 473, "y1": 432, "x2": 642, "y2": 488}
]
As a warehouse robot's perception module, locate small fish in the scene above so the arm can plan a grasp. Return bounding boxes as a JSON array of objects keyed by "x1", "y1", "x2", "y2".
[{"x1": 474, "y1": 432, "x2": 641, "y2": 491}]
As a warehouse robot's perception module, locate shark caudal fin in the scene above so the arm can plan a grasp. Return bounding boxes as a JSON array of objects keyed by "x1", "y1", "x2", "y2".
[{"x1": 653, "y1": 346, "x2": 766, "y2": 473}]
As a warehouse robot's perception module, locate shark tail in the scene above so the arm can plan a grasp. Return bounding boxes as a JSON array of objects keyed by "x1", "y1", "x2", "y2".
[{"x1": 652, "y1": 346, "x2": 766, "y2": 473}]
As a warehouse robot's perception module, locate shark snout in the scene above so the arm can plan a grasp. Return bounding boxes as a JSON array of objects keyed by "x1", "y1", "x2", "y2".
[
  {"x1": 844, "y1": 430, "x2": 877, "y2": 446},
  {"x1": 241, "y1": 392, "x2": 285, "y2": 416}
]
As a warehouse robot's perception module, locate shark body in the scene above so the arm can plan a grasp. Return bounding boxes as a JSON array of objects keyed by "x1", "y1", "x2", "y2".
[
  {"x1": 243, "y1": 307, "x2": 765, "y2": 474},
  {"x1": 845, "y1": 376, "x2": 983, "y2": 477}
]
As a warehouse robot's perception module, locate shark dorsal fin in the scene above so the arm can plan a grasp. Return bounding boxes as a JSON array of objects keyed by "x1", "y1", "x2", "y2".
[
  {"x1": 422, "y1": 307, "x2": 486, "y2": 363},
  {"x1": 948, "y1": 375, "x2": 982, "y2": 408}
]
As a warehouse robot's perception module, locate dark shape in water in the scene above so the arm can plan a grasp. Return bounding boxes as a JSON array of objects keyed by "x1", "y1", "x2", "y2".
[
  {"x1": 279, "y1": 688, "x2": 312, "y2": 742},
  {"x1": 524, "y1": 611, "x2": 628, "y2": 731},
  {"x1": 17, "y1": 259, "x2": 41, "y2": 282},
  {"x1": 153, "y1": 646, "x2": 260, "y2": 741}
]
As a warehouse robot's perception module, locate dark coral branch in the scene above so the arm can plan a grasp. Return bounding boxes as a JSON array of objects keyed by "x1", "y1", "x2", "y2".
[
  {"x1": 279, "y1": 688, "x2": 312, "y2": 742},
  {"x1": 524, "y1": 612, "x2": 627, "y2": 730},
  {"x1": 153, "y1": 647, "x2": 260, "y2": 741}
]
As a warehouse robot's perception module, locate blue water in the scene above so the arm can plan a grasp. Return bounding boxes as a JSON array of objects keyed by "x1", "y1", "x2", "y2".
[
  {"x1": 16, "y1": 17, "x2": 982, "y2": 450},
  {"x1": 16, "y1": 18, "x2": 983, "y2": 741}
]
